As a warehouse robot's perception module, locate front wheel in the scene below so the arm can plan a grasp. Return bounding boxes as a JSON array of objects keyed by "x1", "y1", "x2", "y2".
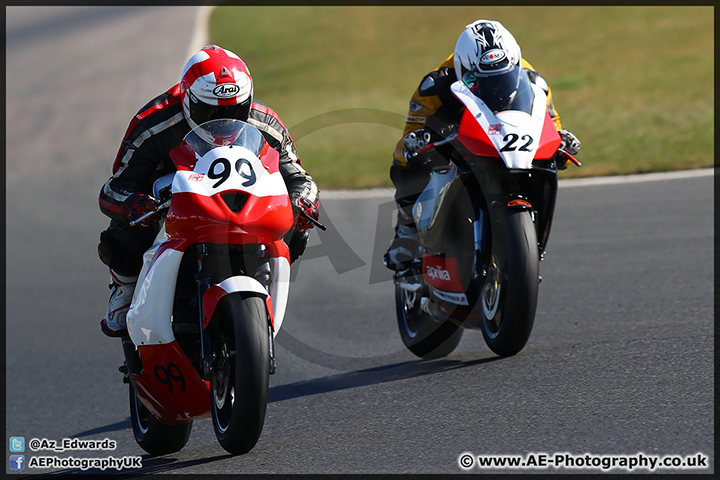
[
  {"x1": 395, "y1": 272, "x2": 463, "y2": 359},
  {"x1": 480, "y1": 207, "x2": 539, "y2": 357},
  {"x1": 129, "y1": 382, "x2": 192, "y2": 456},
  {"x1": 210, "y1": 295, "x2": 270, "y2": 455}
]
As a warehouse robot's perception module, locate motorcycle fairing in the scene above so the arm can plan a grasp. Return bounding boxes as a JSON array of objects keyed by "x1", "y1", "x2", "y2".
[
  {"x1": 535, "y1": 110, "x2": 563, "y2": 159},
  {"x1": 127, "y1": 227, "x2": 183, "y2": 346},
  {"x1": 132, "y1": 341, "x2": 211, "y2": 424},
  {"x1": 166, "y1": 144, "x2": 293, "y2": 246},
  {"x1": 267, "y1": 254, "x2": 290, "y2": 334},
  {"x1": 422, "y1": 254, "x2": 464, "y2": 293},
  {"x1": 199, "y1": 248, "x2": 290, "y2": 338},
  {"x1": 413, "y1": 170, "x2": 477, "y2": 310},
  {"x1": 450, "y1": 80, "x2": 561, "y2": 168},
  {"x1": 128, "y1": 236, "x2": 290, "y2": 345},
  {"x1": 423, "y1": 254, "x2": 469, "y2": 306},
  {"x1": 128, "y1": 120, "x2": 293, "y2": 346},
  {"x1": 202, "y1": 276, "x2": 269, "y2": 329},
  {"x1": 432, "y1": 289, "x2": 470, "y2": 306},
  {"x1": 198, "y1": 256, "x2": 290, "y2": 339},
  {"x1": 174, "y1": 145, "x2": 286, "y2": 198},
  {"x1": 413, "y1": 165, "x2": 457, "y2": 232}
]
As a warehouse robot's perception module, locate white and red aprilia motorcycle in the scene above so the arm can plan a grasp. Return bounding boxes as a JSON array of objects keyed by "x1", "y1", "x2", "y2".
[
  {"x1": 395, "y1": 65, "x2": 580, "y2": 359},
  {"x1": 117, "y1": 119, "x2": 322, "y2": 455}
]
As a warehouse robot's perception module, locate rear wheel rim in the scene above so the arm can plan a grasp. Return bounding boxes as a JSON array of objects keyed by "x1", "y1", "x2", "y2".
[
  {"x1": 132, "y1": 390, "x2": 150, "y2": 436},
  {"x1": 482, "y1": 254, "x2": 503, "y2": 337},
  {"x1": 401, "y1": 289, "x2": 420, "y2": 339}
]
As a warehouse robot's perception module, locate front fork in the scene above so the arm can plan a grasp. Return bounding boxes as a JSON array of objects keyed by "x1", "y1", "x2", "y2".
[
  {"x1": 253, "y1": 245, "x2": 277, "y2": 375},
  {"x1": 195, "y1": 243, "x2": 214, "y2": 378},
  {"x1": 471, "y1": 194, "x2": 541, "y2": 282},
  {"x1": 472, "y1": 209, "x2": 487, "y2": 280},
  {"x1": 195, "y1": 243, "x2": 277, "y2": 378}
]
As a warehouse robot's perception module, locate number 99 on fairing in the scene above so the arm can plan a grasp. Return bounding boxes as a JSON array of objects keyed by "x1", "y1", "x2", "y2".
[{"x1": 207, "y1": 157, "x2": 256, "y2": 189}]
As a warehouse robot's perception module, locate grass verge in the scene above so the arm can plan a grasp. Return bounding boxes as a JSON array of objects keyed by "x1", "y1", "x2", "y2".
[{"x1": 209, "y1": 6, "x2": 713, "y2": 188}]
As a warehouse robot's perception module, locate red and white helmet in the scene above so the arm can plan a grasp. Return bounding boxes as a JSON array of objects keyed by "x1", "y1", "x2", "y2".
[
  {"x1": 453, "y1": 20, "x2": 522, "y2": 80},
  {"x1": 180, "y1": 45, "x2": 254, "y2": 130}
]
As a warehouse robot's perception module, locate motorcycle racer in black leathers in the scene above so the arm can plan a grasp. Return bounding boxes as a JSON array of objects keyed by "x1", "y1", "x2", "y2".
[{"x1": 99, "y1": 45, "x2": 320, "y2": 337}]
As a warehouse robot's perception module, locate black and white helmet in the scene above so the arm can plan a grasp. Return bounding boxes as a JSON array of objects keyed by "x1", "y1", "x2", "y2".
[{"x1": 453, "y1": 20, "x2": 522, "y2": 80}]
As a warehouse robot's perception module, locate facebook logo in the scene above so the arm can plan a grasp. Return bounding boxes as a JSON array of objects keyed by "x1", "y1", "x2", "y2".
[{"x1": 9, "y1": 455, "x2": 25, "y2": 470}]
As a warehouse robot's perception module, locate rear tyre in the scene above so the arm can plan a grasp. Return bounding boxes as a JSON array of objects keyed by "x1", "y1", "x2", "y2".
[
  {"x1": 129, "y1": 382, "x2": 192, "y2": 456},
  {"x1": 210, "y1": 295, "x2": 269, "y2": 455},
  {"x1": 480, "y1": 207, "x2": 539, "y2": 357},
  {"x1": 395, "y1": 271, "x2": 463, "y2": 359}
]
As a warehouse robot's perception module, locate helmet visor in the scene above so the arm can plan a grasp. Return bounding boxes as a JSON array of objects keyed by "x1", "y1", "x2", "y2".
[
  {"x1": 462, "y1": 65, "x2": 534, "y2": 114},
  {"x1": 189, "y1": 95, "x2": 252, "y2": 126}
]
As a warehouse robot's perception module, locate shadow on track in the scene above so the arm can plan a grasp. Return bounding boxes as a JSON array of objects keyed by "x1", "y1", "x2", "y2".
[
  {"x1": 269, "y1": 356, "x2": 503, "y2": 403},
  {"x1": 47, "y1": 358, "x2": 503, "y2": 476},
  {"x1": 72, "y1": 419, "x2": 131, "y2": 438}
]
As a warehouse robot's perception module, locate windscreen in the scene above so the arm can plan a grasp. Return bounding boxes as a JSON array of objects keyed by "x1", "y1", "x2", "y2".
[{"x1": 183, "y1": 118, "x2": 265, "y2": 158}]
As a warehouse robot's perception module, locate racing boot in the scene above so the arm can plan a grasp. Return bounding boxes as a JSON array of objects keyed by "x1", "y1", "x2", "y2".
[
  {"x1": 100, "y1": 270, "x2": 137, "y2": 338},
  {"x1": 383, "y1": 202, "x2": 422, "y2": 271},
  {"x1": 383, "y1": 223, "x2": 421, "y2": 271}
]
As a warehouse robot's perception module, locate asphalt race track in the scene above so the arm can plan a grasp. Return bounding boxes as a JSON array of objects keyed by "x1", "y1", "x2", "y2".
[{"x1": 5, "y1": 7, "x2": 714, "y2": 475}]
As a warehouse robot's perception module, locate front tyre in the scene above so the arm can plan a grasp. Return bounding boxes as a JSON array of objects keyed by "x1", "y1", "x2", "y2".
[
  {"x1": 480, "y1": 207, "x2": 539, "y2": 357},
  {"x1": 129, "y1": 382, "x2": 192, "y2": 456},
  {"x1": 210, "y1": 295, "x2": 269, "y2": 455}
]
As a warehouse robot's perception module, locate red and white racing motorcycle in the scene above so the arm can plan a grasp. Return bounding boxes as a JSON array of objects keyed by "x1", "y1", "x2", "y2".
[
  {"x1": 395, "y1": 65, "x2": 580, "y2": 359},
  {"x1": 117, "y1": 119, "x2": 322, "y2": 455}
]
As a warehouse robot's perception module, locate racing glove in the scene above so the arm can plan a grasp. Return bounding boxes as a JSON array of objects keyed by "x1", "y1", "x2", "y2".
[
  {"x1": 292, "y1": 196, "x2": 320, "y2": 234},
  {"x1": 559, "y1": 129, "x2": 581, "y2": 155},
  {"x1": 555, "y1": 129, "x2": 582, "y2": 170},
  {"x1": 121, "y1": 193, "x2": 159, "y2": 227},
  {"x1": 402, "y1": 128, "x2": 432, "y2": 163}
]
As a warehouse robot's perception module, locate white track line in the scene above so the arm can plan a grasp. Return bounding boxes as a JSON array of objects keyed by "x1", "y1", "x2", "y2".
[
  {"x1": 558, "y1": 168, "x2": 713, "y2": 188},
  {"x1": 322, "y1": 169, "x2": 714, "y2": 199}
]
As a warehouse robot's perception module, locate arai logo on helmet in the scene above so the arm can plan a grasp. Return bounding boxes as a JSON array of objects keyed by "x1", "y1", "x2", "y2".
[
  {"x1": 213, "y1": 83, "x2": 241, "y2": 98},
  {"x1": 480, "y1": 48, "x2": 507, "y2": 65}
]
